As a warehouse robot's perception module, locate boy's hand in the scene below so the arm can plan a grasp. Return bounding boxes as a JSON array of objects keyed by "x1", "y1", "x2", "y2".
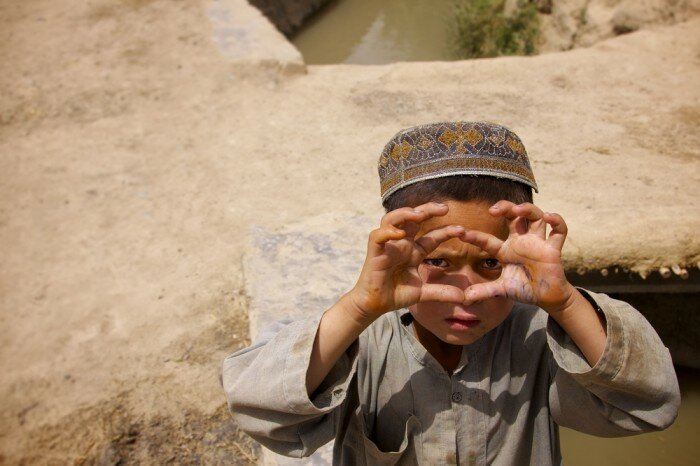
[
  {"x1": 348, "y1": 202, "x2": 467, "y2": 323},
  {"x1": 460, "y1": 201, "x2": 576, "y2": 315}
]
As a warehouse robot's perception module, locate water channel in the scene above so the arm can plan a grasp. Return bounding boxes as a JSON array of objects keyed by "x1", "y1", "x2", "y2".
[
  {"x1": 292, "y1": 0, "x2": 455, "y2": 64},
  {"x1": 292, "y1": 2, "x2": 700, "y2": 464}
]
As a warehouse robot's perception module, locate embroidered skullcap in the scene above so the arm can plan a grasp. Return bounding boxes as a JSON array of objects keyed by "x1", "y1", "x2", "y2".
[{"x1": 378, "y1": 121, "x2": 538, "y2": 201}]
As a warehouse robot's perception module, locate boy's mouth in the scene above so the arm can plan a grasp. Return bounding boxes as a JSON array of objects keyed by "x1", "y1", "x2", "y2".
[{"x1": 445, "y1": 317, "x2": 480, "y2": 330}]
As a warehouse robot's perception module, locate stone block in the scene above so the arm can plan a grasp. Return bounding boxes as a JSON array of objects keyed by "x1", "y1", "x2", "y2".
[
  {"x1": 244, "y1": 213, "x2": 374, "y2": 464},
  {"x1": 208, "y1": 0, "x2": 305, "y2": 74}
]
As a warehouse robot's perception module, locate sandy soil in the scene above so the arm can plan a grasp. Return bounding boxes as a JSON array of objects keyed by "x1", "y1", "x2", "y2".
[{"x1": 0, "y1": 0, "x2": 698, "y2": 464}]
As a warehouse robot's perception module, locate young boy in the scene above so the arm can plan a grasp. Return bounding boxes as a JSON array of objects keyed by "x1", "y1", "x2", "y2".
[{"x1": 223, "y1": 122, "x2": 680, "y2": 465}]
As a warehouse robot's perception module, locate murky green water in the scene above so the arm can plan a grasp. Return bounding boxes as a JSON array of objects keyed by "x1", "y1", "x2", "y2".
[{"x1": 291, "y1": 0, "x2": 455, "y2": 64}]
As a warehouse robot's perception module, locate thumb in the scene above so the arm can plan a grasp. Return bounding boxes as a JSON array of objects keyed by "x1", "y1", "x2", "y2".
[
  {"x1": 418, "y1": 284, "x2": 466, "y2": 304},
  {"x1": 463, "y1": 280, "x2": 505, "y2": 304}
]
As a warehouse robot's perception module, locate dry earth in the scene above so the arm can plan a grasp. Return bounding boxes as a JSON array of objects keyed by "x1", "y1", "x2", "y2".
[
  {"x1": 535, "y1": 0, "x2": 700, "y2": 52},
  {"x1": 0, "y1": 0, "x2": 699, "y2": 464}
]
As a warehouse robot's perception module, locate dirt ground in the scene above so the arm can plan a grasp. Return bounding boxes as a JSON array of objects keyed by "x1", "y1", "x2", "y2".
[
  {"x1": 0, "y1": 1, "x2": 260, "y2": 463},
  {"x1": 0, "y1": 0, "x2": 698, "y2": 464}
]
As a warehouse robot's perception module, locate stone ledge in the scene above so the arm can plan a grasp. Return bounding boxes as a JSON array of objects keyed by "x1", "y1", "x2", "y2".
[
  {"x1": 208, "y1": 0, "x2": 306, "y2": 74},
  {"x1": 244, "y1": 213, "x2": 372, "y2": 340},
  {"x1": 243, "y1": 213, "x2": 373, "y2": 464}
]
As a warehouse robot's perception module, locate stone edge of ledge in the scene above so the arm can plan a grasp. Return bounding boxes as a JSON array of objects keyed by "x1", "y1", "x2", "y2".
[{"x1": 207, "y1": 0, "x2": 307, "y2": 75}]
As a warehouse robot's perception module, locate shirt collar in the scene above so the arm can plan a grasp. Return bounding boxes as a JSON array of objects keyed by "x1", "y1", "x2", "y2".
[{"x1": 397, "y1": 309, "x2": 484, "y2": 376}]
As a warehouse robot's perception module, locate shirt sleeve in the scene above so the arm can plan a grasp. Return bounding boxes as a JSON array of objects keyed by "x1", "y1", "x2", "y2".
[
  {"x1": 221, "y1": 317, "x2": 359, "y2": 457},
  {"x1": 547, "y1": 289, "x2": 681, "y2": 436}
]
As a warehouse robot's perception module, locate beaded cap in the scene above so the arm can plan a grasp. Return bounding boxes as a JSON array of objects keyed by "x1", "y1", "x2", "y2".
[{"x1": 378, "y1": 121, "x2": 538, "y2": 201}]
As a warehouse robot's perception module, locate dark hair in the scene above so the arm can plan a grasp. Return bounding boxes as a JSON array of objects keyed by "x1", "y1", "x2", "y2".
[{"x1": 383, "y1": 175, "x2": 533, "y2": 212}]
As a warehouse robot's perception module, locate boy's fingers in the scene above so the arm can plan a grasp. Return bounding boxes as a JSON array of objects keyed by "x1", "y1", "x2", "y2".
[
  {"x1": 380, "y1": 207, "x2": 420, "y2": 229},
  {"x1": 492, "y1": 202, "x2": 544, "y2": 221},
  {"x1": 490, "y1": 201, "x2": 524, "y2": 234},
  {"x1": 367, "y1": 227, "x2": 406, "y2": 255},
  {"x1": 370, "y1": 226, "x2": 406, "y2": 244},
  {"x1": 414, "y1": 225, "x2": 465, "y2": 255},
  {"x1": 412, "y1": 201, "x2": 450, "y2": 216},
  {"x1": 513, "y1": 217, "x2": 529, "y2": 236},
  {"x1": 513, "y1": 203, "x2": 545, "y2": 221},
  {"x1": 544, "y1": 212, "x2": 568, "y2": 250},
  {"x1": 459, "y1": 230, "x2": 503, "y2": 257},
  {"x1": 417, "y1": 284, "x2": 465, "y2": 304},
  {"x1": 491, "y1": 202, "x2": 547, "y2": 236},
  {"x1": 380, "y1": 203, "x2": 449, "y2": 229},
  {"x1": 463, "y1": 281, "x2": 506, "y2": 304},
  {"x1": 512, "y1": 203, "x2": 547, "y2": 236},
  {"x1": 489, "y1": 200, "x2": 516, "y2": 216}
]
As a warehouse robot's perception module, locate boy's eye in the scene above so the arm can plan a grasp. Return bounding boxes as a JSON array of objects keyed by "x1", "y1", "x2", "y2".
[
  {"x1": 423, "y1": 258, "x2": 449, "y2": 268},
  {"x1": 481, "y1": 258, "x2": 502, "y2": 270}
]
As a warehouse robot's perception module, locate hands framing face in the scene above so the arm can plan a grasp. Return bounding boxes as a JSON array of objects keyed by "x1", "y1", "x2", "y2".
[{"x1": 348, "y1": 200, "x2": 576, "y2": 321}]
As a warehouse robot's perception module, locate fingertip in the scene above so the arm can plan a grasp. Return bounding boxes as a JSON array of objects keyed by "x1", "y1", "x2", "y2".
[
  {"x1": 463, "y1": 288, "x2": 481, "y2": 305},
  {"x1": 374, "y1": 227, "x2": 405, "y2": 244},
  {"x1": 489, "y1": 200, "x2": 512, "y2": 214},
  {"x1": 433, "y1": 202, "x2": 449, "y2": 214},
  {"x1": 458, "y1": 229, "x2": 476, "y2": 242},
  {"x1": 447, "y1": 226, "x2": 464, "y2": 238}
]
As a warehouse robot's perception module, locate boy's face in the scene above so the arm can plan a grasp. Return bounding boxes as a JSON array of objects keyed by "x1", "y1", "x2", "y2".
[{"x1": 409, "y1": 199, "x2": 513, "y2": 348}]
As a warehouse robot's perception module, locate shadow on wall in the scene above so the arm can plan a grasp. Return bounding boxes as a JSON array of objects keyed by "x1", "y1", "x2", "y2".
[{"x1": 248, "y1": 0, "x2": 335, "y2": 35}]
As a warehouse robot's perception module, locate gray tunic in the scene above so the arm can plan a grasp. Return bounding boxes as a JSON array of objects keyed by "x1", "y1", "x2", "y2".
[{"x1": 222, "y1": 290, "x2": 680, "y2": 465}]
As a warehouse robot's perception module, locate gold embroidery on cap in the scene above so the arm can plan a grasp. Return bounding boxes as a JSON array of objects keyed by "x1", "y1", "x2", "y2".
[
  {"x1": 507, "y1": 137, "x2": 526, "y2": 157},
  {"x1": 438, "y1": 129, "x2": 457, "y2": 146},
  {"x1": 417, "y1": 136, "x2": 434, "y2": 150},
  {"x1": 488, "y1": 134, "x2": 504, "y2": 146},
  {"x1": 390, "y1": 141, "x2": 413, "y2": 161},
  {"x1": 463, "y1": 127, "x2": 483, "y2": 146},
  {"x1": 378, "y1": 122, "x2": 538, "y2": 198}
]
